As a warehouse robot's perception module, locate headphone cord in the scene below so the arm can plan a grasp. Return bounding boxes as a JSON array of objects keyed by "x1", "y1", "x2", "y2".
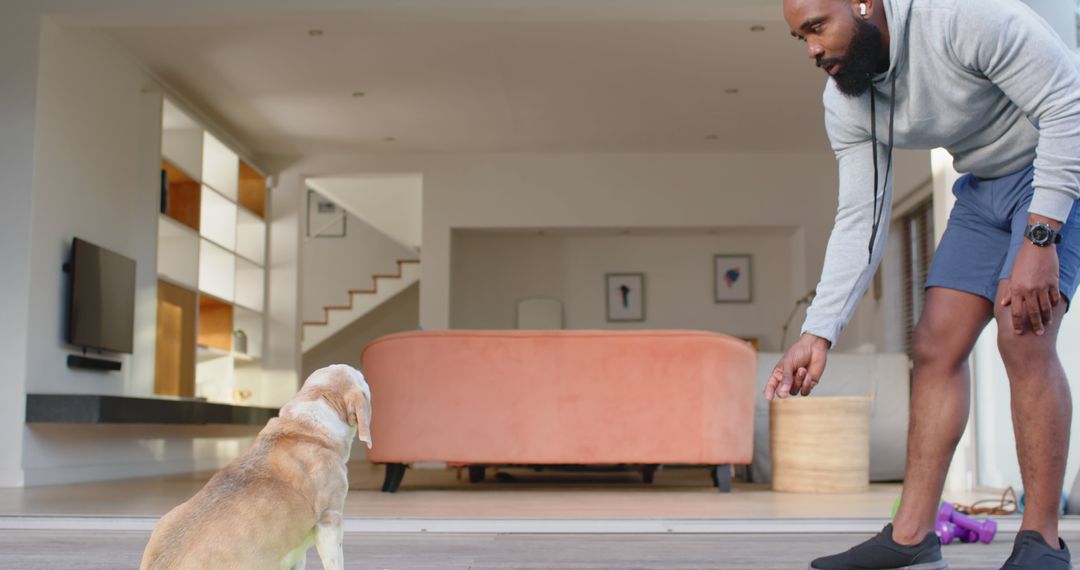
[{"x1": 867, "y1": 72, "x2": 897, "y2": 264}]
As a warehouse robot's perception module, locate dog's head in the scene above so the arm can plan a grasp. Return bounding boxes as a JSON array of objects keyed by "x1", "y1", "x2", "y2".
[{"x1": 292, "y1": 364, "x2": 373, "y2": 448}]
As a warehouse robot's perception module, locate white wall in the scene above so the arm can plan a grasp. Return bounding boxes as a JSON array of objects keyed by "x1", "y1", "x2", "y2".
[
  {"x1": 0, "y1": 5, "x2": 43, "y2": 488},
  {"x1": 22, "y1": 424, "x2": 261, "y2": 486},
  {"x1": 308, "y1": 174, "x2": 423, "y2": 251},
  {"x1": 451, "y1": 229, "x2": 796, "y2": 350},
  {"x1": 263, "y1": 149, "x2": 929, "y2": 354},
  {"x1": 3, "y1": 20, "x2": 273, "y2": 486},
  {"x1": 301, "y1": 205, "x2": 418, "y2": 323},
  {"x1": 302, "y1": 282, "x2": 419, "y2": 380},
  {"x1": 27, "y1": 19, "x2": 160, "y2": 398}
]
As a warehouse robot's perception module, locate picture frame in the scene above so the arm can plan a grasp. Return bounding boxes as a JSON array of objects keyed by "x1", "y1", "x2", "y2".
[
  {"x1": 306, "y1": 189, "x2": 346, "y2": 238},
  {"x1": 606, "y1": 273, "x2": 645, "y2": 322},
  {"x1": 714, "y1": 254, "x2": 752, "y2": 303}
]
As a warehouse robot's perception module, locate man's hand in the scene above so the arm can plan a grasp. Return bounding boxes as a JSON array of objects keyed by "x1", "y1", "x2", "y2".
[
  {"x1": 764, "y1": 333, "x2": 830, "y2": 400},
  {"x1": 1003, "y1": 214, "x2": 1062, "y2": 336}
]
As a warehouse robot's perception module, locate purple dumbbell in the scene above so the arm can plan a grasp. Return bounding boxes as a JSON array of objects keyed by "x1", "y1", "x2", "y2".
[
  {"x1": 937, "y1": 502, "x2": 997, "y2": 544},
  {"x1": 937, "y1": 520, "x2": 983, "y2": 546},
  {"x1": 936, "y1": 521, "x2": 962, "y2": 545}
]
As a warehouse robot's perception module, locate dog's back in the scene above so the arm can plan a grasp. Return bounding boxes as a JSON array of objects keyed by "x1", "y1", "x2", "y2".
[{"x1": 140, "y1": 422, "x2": 327, "y2": 569}]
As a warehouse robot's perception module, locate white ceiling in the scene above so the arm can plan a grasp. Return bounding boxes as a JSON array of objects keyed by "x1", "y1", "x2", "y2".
[{"x1": 93, "y1": 1, "x2": 831, "y2": 155}]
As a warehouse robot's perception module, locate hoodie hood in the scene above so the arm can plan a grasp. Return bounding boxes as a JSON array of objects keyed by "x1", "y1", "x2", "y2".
[{"x1": 877, "y1": 0, "x2": 914, "y2": 83}]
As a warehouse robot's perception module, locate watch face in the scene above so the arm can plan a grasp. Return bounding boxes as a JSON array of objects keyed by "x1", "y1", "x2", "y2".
[{"x1": 1032, "y1": 226, "x2": 1050, "y2": 242}]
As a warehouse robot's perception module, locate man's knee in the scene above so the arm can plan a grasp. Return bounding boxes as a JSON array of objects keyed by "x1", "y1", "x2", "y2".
[
  {"x1": 994, "y1": 305, "x2": 1062, "y2": 374},
  {"x1": 911, "y1": 320, "x2": 968, "y2": 372}
]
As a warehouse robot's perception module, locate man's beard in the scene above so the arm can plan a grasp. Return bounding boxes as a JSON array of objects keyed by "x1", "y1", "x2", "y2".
[{"x1": 818, "y1": 16, "x2": 885, "y2": 97}]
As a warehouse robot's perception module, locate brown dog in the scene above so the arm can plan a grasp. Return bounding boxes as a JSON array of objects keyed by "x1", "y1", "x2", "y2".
[{"x1": 140, "y1": 364, "x2": 372, "y2": 570}]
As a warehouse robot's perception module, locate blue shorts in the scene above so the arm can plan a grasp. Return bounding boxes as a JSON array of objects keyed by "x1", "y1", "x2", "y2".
[{"x1": 925, "y1": 164, "x2": 1080, "y2": 305}]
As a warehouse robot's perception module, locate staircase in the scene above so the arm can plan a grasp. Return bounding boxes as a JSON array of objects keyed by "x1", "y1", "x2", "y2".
[{"x1": 301, "y1": 259, "x2": 420, "y2": 352}]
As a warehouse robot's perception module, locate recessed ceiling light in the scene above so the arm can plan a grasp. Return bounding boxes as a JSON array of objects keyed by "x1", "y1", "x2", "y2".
[
  {"x1": 705, "y1": 134, "x2": 720, "y2": 140},
  {"x1": 724, "y1": 88, "x2": 739, "y2": 95},
  {"x1": 750, "y1": 25, "x2": 766, "y2": 32},
  {"x1": 308, "y1": 29, "x2": 324, "y2": 36},
  {"x1": 352, "y1": 91, "x2": 365, "y2": 98}
]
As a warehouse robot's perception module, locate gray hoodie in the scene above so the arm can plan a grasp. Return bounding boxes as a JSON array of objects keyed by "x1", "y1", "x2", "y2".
[{"x1": 801, "y1": 0, "x2": 1080, "y2": 345}]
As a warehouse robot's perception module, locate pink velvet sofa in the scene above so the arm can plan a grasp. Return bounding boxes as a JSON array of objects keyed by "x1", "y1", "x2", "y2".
[{"x1": 360, "y1": 330, "x2": 756, "y2": 492}]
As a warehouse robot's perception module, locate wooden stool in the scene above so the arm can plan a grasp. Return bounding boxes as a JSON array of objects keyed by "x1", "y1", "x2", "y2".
[{"x1": 770, "y1": 395, "x2": 871, "y2": 493}]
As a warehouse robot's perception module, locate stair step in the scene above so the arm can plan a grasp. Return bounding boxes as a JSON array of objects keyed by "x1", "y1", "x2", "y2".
[{"x1": 303, "y1": 260, "x2": 421, "y2": 352}]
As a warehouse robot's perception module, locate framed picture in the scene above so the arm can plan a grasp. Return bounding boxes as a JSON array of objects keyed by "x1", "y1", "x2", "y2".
[
  {"x1": 306, "y1": 189, "x2": 346, "y2": 238},
  {"x1": 606, "y1": 273, "x2": 645, "y2": 322},
  {"x1": 714, "y1": 254, "x2": 752, "y2": 303}
]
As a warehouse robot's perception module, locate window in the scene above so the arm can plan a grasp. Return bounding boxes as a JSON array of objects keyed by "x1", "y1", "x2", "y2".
[{"x1": 901, "y1": 200, "x2": 934, "y2": 353}]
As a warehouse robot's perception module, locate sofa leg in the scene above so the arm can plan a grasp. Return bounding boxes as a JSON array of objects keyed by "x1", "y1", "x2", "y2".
[
  {"x1": 468, "y1": 465, "x2": 486, "y2": 483},
  {"x1": 713, "y1": 464, "x2": 732, "y2": 493},
  {"x1": 642, "y1": 464, "x2": 659, "y2": 484},
  {"x1": 382, "y1": 463, "x2": 407, "y2": 493}
]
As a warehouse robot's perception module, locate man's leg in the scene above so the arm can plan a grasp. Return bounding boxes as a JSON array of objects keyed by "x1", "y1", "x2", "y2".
[
  {"x1": 891, "y1": 287, "x2": 994, "y2": 544},
  {"x1": 994, "y1": 279, "x2": 1071, "y2": 548}
]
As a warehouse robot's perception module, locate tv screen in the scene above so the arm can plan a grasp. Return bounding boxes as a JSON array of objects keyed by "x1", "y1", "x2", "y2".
[{"x1": 67, "y1": 238, "x2": 136, "y2": 354}]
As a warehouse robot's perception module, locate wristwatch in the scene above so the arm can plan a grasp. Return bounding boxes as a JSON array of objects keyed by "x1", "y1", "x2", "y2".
[{"x1": 1024, "y1": 222, "x2": 1062, "y2": 247}]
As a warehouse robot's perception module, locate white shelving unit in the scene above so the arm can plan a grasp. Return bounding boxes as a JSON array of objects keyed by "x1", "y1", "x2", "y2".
[
  {"x1": 236, "y1": 208, "x2": 266, "y2": 266},
  {"x1": 155, "y1": 96, "x2": 271, "y2": 407},
  {"x1": 198, "y1": 239, "x2": 237, "y2": 303},
  {"x1": 200, "y1": 186, "x2": 238, "y2": 251},
  {"x1": 234, "y1": 257, "x2": 265, "y2": 312},
  {"x1": 202, "y1": 132, "x2": 239, "y2": 201},
  {"x1": 157, "y1": 214, "x2": 199, "y2": 289}
]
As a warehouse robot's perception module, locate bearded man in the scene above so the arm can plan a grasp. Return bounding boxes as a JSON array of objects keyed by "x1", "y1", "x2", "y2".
[{"x1": 765, "y1": 0, "x2": 1080, "y2": 568}]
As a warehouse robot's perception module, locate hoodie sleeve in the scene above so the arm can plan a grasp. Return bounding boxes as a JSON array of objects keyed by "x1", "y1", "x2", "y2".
[
  {"x1": 800, "y1": 89, "x2": 894, "y2": 346},
  {"x1": 951, "y1": 0, "x2": 1080, "y2": 222}
]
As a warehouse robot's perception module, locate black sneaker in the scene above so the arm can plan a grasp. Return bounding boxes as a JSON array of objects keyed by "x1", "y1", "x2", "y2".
[
  {"x1": 998, "y1": 531, "x2": 1072, "y2": 569},
  {"x1": 809, "y1": 524, "x2": 948, "y2": 570}
]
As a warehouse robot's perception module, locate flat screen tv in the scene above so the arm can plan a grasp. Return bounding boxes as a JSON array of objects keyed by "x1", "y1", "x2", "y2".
[{"x1": 67, "y1": 237, "x2": 136, "y2": 354}]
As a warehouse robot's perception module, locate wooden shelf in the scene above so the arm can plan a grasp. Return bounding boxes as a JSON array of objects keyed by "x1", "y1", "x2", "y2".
[
  {"x1": 197, "y1": 296, "x2": 233, "y2": 352},
  {"x1": 155, "y1": 280, "x2": 197, "y2": 398},
  {"x1": 196, "y1": 343, "x2": 231, "y2": 362},
  {"x1": 238, "y1": 160, "x2": 266, "y2": 219},
  {"x1": 161, "y1": 160, "x2": 201, "y2": 232}
]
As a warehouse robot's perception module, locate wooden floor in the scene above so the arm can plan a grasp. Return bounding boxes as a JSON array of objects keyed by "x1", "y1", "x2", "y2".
[
  {"x1": 0, "y1": 462, "x2": 1009, "y2": 520},
  {"x1": 0, "y1": 464, "x2": 1066, "y2": 568},
  {"x1": 2, "y1": 529, "x2": 1074, "y2": 569}
]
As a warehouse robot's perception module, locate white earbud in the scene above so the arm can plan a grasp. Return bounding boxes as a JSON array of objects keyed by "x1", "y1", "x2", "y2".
[{"x1": 859, "y1": 3, "x2": 868, "y2": 17}]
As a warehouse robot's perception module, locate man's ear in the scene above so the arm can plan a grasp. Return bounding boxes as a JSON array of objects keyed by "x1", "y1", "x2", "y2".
[{"x1": 346, "y1": 388, "x2": 372, "y2": 449}]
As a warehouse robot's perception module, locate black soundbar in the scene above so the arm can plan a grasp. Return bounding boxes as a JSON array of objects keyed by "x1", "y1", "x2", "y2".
[{"x1": 67, "y1": 354, "x2": 122, "y2": 372}]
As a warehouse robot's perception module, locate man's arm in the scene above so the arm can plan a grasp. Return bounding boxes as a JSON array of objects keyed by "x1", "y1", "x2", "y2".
[
  {"x1": 800, "y1": 94, "x2": 895, "y2": 347},
  {"x1": 953, "y1": 0, "x2": 1080, "y2": 333},
  {"x1": 952, "y1": 0, "x2": 1080, "y2": 222}
]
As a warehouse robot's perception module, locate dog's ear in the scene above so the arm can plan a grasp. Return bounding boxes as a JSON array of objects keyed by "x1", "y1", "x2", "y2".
[{"x1": 345, "y1": 387, "x2": 372, "y2": 449}]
